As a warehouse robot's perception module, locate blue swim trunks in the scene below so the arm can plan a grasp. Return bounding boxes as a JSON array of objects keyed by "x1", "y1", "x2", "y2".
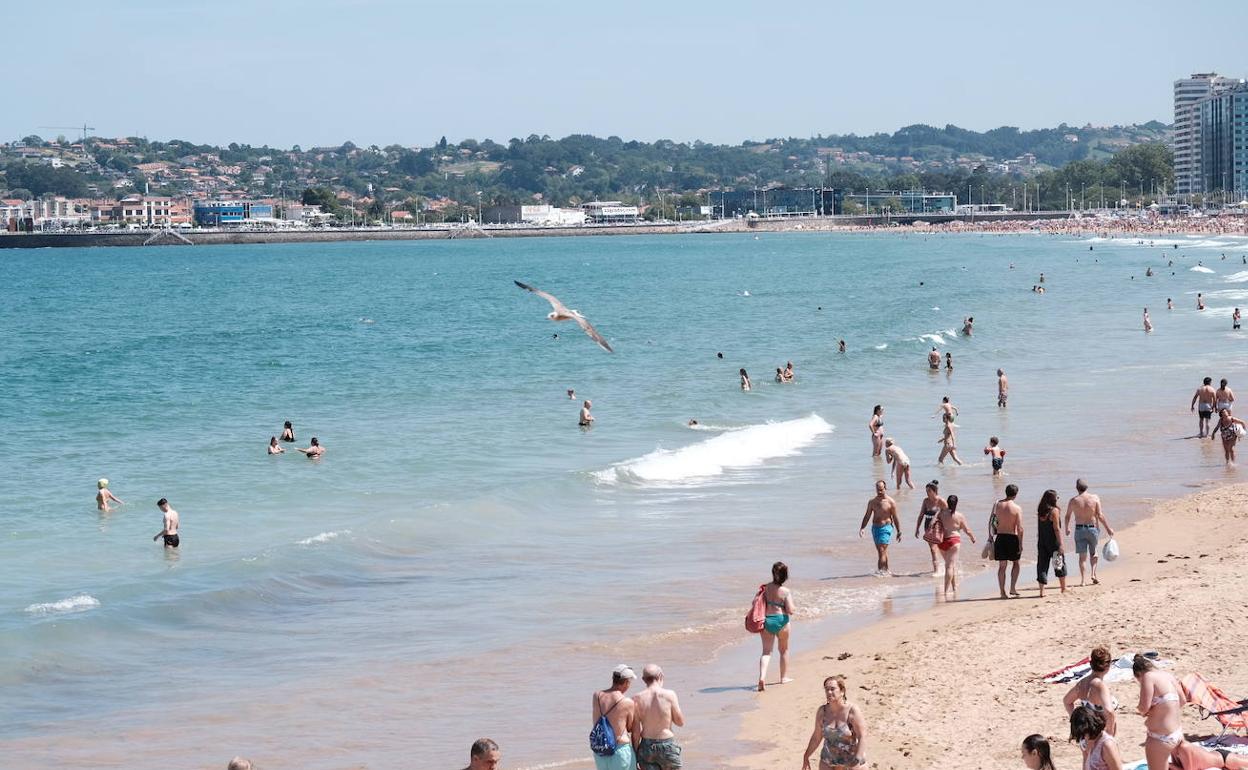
[
  {"x1": 595, "y1": 744, "x2": 635, "y2": 770},
  {"x1": 871, "y1": 523, "x2": 895, "y2": 546},
  {"x1": 764, "y1": 613, "x2": 790, "y2": 635}
]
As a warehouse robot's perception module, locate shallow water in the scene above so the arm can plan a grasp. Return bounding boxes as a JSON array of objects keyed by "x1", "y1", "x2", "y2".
[{"x1": 2, "y1": 231, "x2": 1247, "y2": 768}]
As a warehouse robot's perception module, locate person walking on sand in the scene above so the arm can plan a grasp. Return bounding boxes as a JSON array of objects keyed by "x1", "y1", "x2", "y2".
[
  {"x1": 1035, "y1": 489, "x2": 1067, "y2": 597},
  {"x1": 757, "y1": 561, "x2": 794, "y2": 692},
  {"x1": 579, "y1": 400, "x2": 595, "y2": 427},
  {"x1": 740, "y1": 368, "x2": 751, "y2": 391},
  {"x1": 591, "y1": 665, "x2": 638, "y2": 770},
  {"x1": 1143, "y1": 308, "x2": 1153, "y2": 333},
  {"x1": 859, "y1": 481, "x2": 901, "y2": 575},
  {"x1": 937, "y1": 417, "x2": 963, "y2": 465},
  {"x1": 915, "y1": 481, "x2": 947, "y2": 573},
  {"x1": 936, "y1": 494, "x2": 976, "y2": 597},
  {"x1": 984, "y1": 436, "x2": 1007, "y2": 476},
  {"x1": 633, "y1": 664, "x2": 684, "y2": 770},
  {"x1": 1192, "y1": 377, "x2": 1217, "y2": 437},
  {"x1": 997, "y1": 369, "x2": 1009, "y2": 408},
  {"x1": 1064, "y1": 479, "x2": 1114, "y2": 586},
  {"x1": 927, "y1": 346, "x2": 941, "y2": 370},
  {"x1": 883, "y1": 438, "x2": 914, "y2": 490},
  {"x1": 295, "y1": 437, "x2": 324, "y2": 457},
  {"x1": 96, "y1": 478, "x2": 124, "y2": 512},
  {"x1": 1070, "y1": 705, "x2": 1123, "y2": 770},
  {"x1": 1213, "y1": 408, "x2": 1247, "y2": 466},
  {"x1": 991, "y1": 485, "x2": 1023, "y2": 598},
  {"x1": 868, "y1": 406, "x2": 885, "y2": 458},
  {"x1": 1134, "y1": 655, "x2": 1186, "y2": 770},
  {"x1": 152, "y1": 498, "x2": 179, "y2": 548},
  {"x1": 1216, "y1": 379, "x2": 1235, "y2": 414},
  {"x1": 460, "y1": 738, "x2": 500, "y2": 770},
  {"x1": 1063, "y1": 647, "x2": 1119, "y2": 736},
  {"x1": 801, "y1": 675, "x2": 867, "y2": 770}
]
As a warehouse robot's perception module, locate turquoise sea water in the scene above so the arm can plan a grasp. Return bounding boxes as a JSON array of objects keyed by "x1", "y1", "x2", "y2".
[{"x1": 2, "y1": 231, "x2": 1247, "y2": 769}]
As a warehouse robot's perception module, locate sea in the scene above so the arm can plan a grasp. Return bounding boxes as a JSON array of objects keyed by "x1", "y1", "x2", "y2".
[{"x1": 2, "y1": 230, "x2": 1247, "y2": 769}]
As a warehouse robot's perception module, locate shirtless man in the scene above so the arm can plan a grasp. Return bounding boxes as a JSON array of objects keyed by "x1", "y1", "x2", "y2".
[
  {"x1": 461, "y1": 739, "x2": 500, "y2": 770},
  {"x1": 1216, "y1": 379, "x2": 1235, "y2": 414},
  {"x1": 991, "y1": 485, "x2": 1023, "y2": 598},
  {"x1": 633, "y1": 664, "x2": 685, "y2": 770},
  {"x1": 1063, "y1": 478, "x2": 1115, "y2": 586},
  {"x1": 296, "y1": 437, "x2": 324, "y2": 457},
  {"x1": 96, "y1": 479, "x2": 124, "y2": 512},
  {"x1": 997, "y1": 369, "x2": 1009, "y2": 408},
  {"x1": 883, "y1": 438, "x2": 914, "y2": 490},
  {"x1": 927, "y1": 346, "x2": 941, "y2": 370},
  {"x1": 579, "y1": 400, "x2": 595, "y2": 427},
  {"x1": 591, "y1": 665, "x2": 638, "y2": 770},
  {"x1": 859, "y1": 480, "x2": 902, "y2": 575},
  {"x1": 1191, "y1": 377, "x2": 1217, "y2": 438},
  {"x1": 152, "y1": 498, "x2": 179, "y2": 548}
]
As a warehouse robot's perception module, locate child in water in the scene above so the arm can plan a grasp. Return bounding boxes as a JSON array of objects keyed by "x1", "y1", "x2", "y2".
[{"x1": 984, "y1": 437, "x2": 1006, "y2": 476}]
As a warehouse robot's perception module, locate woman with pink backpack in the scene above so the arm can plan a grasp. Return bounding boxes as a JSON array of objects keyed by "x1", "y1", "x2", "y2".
[{"x1": 750, "y1": 561, "x2": 795, "y2": 692}]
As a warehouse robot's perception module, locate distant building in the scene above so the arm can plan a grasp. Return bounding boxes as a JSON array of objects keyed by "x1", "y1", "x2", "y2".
[
  {"x1": 192, "y1": 199, "x2": 275, "y2": 226},
  {"x1": 483, "y1": 204, "x2": 586, "y2": 226},
  {"x1": 1174, "y1": 72, "x2": 1241, "y2": 195},
  {"x1": 837, "y1": 190, "x2": 956, "y2": 215},
  {"x1": 712, "y1": 188, "x2": 829, "y2": 218},
  {"x1": 581, "y1": 201, "x2": 639, "y2": 223},
  {"x1": 1198, "y1": 81, "x2": 1248, "y2": 198}
]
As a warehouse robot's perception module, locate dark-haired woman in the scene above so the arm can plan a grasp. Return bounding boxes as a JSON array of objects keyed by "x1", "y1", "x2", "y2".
[
  {"x1": 1063, "y1": 647, "x2": 1118, "y2": 736},
  {"x1": 869, "y1": 406, "x2": 885, "y2": 457},
  {"x1": 1134, "y1": 654, "x2": 1186, "y2": 770},
  {"x1": 757, "y1": 561, "x2": 795, "y2": 692},
  {"x1": 802, "y1": 675, "x2": 866, "y2": 769},
  {"x1": 280, "y1": 421, "x2": 295, "y2": 442},
  {"x1": 740, "y1": 368, "x2": 751, "y2": 391},
  {"x1": 915, "y1": 481, "x2": 946, "y2": 573},
  {"x1": 936, "y1": 494, "x2": 976, "y2": 598},
  {"x1": 1020, "y1": 734, "x2": 1056, "y2": 770},
  {"x1": 1037, "y1": 489, "x2": 1067, "y2": 597},
  {"x1": 1070, "y1": 704, "x2": 1122, "y2": 770}
]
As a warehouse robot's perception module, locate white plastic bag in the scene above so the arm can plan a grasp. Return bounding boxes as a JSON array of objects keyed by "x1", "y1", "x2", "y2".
[{"x1": 1102, "y1": 538, "x2": 1120, "y2": 562}]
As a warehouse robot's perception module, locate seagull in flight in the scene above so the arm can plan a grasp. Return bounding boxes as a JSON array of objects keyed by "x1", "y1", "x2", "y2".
[{"x1": 514, "y1": 280, "x2": 613, "y2": 352}]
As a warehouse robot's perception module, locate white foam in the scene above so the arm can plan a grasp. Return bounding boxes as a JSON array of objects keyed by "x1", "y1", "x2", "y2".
[
  {"x1": 1224, "y1": 270, "x2": 1248, "y2": 283},
  {"x1": 918, "y1": 333, "x2": 946, "y2": 345},
  {"x1": 686, "y1": 422, "x2": 742, "y2": 433},
  {"x1": 874, "y1": 343, "x2": 888, "y2": 350},
  {"x1": 298, "y1": 530, "x2": 350, "y2": 545},
  {"x1": 594, "y1": 414, "x2": 832, "y2": 485},
  {"x1": 25, "y1": 594, "x2": 100, "y2": 615},
  {"x1": 1191, "y1": 265, "x2": 1216, "y2": 274}
]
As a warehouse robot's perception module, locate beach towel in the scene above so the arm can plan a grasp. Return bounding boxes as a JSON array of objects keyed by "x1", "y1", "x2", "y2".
[
  {"x1": 1042, "y1": 652, "x2": 1165, "y2": 684},
  {"x1": 1183, "y1": 673, "x2": 1248, "y2": 733}
]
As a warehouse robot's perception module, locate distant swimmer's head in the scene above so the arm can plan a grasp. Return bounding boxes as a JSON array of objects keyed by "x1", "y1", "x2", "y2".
[
  {"x1": 1075, "y1": 478, "x2": 1089, "y2": 494},
  {"x1": 688, "y1": 419, "x2": 698, "y2": 426},
  {"x1": 1204, "y1": 377, "x2": 1213, "y2": 386},
  {"x1": 772, "y1": 560, "x2": 788, "y2": 585},
  {"x1": 946, "y1": 494, "x2": 959, "y2": 513},
  {"x1": 284, "y1": 421, "x2": 292, "y2": 429},
  {"x1": 157, "y1": 497, "x2": 169, "y2": 509},
  {"x1": 1005, "y1": 483, "x2": 1018, "y2": 499},
  {"x1": 717, "y1": 352, "x2": 723, "y2": 359},
  {"x1": 583, "y1": 400, "x2": 592, "y2": 409},
  {"x1": 270, "y1": 436, "x2": 278, "y2": 446},
  {"x1": 942, "y1": 396, "x2": 950, "y2": 404},
  {"x1": 97, "y1": 478, "x2": 108, "y2": 489},
  {"x1": 740, "y1": 368, "x2": 748, "y2": 377},
  {"x1": 997, "y1": 369, "x2": 1005, "y2": 376},
  {"x1": 310, "y1": 437, "x2": 320, "y2": 447}
]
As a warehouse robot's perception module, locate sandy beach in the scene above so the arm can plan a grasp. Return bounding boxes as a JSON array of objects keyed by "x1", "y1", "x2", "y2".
[{"x1": 736, "y1": 482, "x2": 1248, "y2": 770}]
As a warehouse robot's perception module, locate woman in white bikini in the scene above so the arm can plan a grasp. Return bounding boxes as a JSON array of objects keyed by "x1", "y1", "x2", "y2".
[
  {"x1": 1070, "y1": 704, "x2": 1123, "y2": 770},
  {"x1": 1063, "y1": 647, "x2": 1119, "y2": 736},
  {"x1": 801, "y1": 675, "x2": 866, "y2": 770},
  {"x1": 1134, "y1": 654, "x2": 1186, "y2": 770}
]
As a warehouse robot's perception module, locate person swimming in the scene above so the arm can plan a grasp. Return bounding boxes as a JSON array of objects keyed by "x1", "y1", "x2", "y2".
[
  {"x1": 281, "y1": 421, "x2": 295, "y2": 442},
  {"x1": 268, "y1": 436, "x2": 285, "y2": 454},
  {"x1": 96, "y1": 478, "x2": 124, "y2": 512}
]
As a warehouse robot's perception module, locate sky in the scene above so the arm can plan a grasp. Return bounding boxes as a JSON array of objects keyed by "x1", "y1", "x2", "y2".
[{"x1": 12, "y1": 0, "x2": 1247, "y2": 149}]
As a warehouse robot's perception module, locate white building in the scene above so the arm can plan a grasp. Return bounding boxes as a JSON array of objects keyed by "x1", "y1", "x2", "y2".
[
  {"x1": 1173, "y1": 72, "x2": 1240, "y2": 196},
  {"x1": 582, "y1": 201, "x2": 639, "y2": 223},
  {"x1": 482, "y1": 204, "x2": 586, "y2": 226}
]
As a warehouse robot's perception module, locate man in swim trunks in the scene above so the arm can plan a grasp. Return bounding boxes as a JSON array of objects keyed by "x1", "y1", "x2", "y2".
[
  {"x1": 591, "y1": 665, "x2": 638, "y2": 770},
  {"x1": 927, "y1": 346, "x2": 940, "y2": 369},
  {"x1": 991, "y1": 485, "x2": 1023, "y2": 598},
  {"x1": 859, "y1": 480, "x2": 901, "y2": 575},
  {"x1": 579, "y1": 400, "x2": 595, "y2": 427},
  {"x1": 1064, "y1": 478, "x2": 1114, "y2": 586},
  {"x1": 152, "y1": 498, "x2": 179, "y2": 548},
  {"x1": 1191, "y1": 377, "x2": 1217, "y2": 438},
  {"x1": 997, "y1": 369, "x2": 1009, "y2": 408},
  {"x1": 633, "y1": 664, "x2": 684, "y2": 770},
  {"x1": 460, "y1": 738, "x2": 500, "y2": 770}
]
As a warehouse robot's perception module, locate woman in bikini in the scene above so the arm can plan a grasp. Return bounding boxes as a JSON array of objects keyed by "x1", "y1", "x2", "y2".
[
  {"x1": 1213, "y1": 408, "x2": 1247, "y2": 465},
  {"x1": 1071, "y1": 704, "x2": 1123, "y2": 770},
  {"x1": 1135, "y1": 655, "x2": 1186, "y2": 770},
  {"x1": 757, "y1": 561, "x2": 795, "y2": 692},
  {"x1": 937, "y1": 415, "x2": 963, "y2": 465},
  {"x1": 1062, "y1": 647, "x2": 1118, "y2": 735},
  {"x1": 935, "y1": 494, "x2": 976, "y2": 598},
  {"x1": 1036, "y1": 489, "x2": 1067, "y2": 597},
  {"x1": 914, "y1": 481, "x2": 946, "y2": 573},
  {"x1": 801, "y1": 675, "x2": 866, "y2": 769},
  {"x1": 868, "y1": 406, "x2": 885, "y2": 458}
]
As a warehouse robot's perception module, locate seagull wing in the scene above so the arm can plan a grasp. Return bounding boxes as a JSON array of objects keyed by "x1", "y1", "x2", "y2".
[
  {"x1": 573, "y1": 313, "x2": 613, "y2": 353},
  {"x1": 514, "y1": 280, "x2": 570, "y2": 316}
]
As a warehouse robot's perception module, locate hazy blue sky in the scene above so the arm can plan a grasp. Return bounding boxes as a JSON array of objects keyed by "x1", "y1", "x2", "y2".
[{"x1": 12, "y1": 0, "x2": 1246, "y2": 148}]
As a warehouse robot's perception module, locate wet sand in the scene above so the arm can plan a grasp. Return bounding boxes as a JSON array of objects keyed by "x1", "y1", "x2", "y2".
[{"x1": 735, "y1": 482, "x2": 1248, "y2": 769}]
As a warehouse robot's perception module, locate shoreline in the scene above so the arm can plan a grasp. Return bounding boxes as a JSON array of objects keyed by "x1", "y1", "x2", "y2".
[{"x1": 733, "y1": 481, "x2": 1248, "y2": 770}]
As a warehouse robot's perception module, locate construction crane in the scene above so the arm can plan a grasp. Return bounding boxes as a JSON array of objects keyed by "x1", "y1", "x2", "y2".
[{"x1": 37, "y1": 123, "x2": 95, "y2": 142}]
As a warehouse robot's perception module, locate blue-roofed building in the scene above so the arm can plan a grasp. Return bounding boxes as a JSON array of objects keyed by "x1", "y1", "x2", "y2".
[{"x1": 192, "y1": 200, "x2": 274, "y2": 226}]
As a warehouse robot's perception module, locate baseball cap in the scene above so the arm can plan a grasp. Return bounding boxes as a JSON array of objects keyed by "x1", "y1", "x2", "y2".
[{"x1": 612, "y1": 664, "x2": 636, "y2": 680}]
